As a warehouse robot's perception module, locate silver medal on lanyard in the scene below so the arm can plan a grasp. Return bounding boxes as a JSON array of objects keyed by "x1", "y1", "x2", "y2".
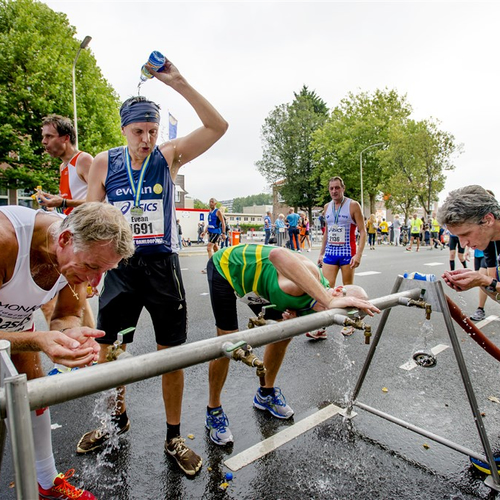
[
  {"x1": 125, "y1": 146, "x2": 152, "y2": 216},
  {"x1": 332, "y1": 197, "x2": 345, "y2": 229}
]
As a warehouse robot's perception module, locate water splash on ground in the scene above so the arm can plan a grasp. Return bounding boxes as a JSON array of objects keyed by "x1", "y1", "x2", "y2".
[{"x1": 79, "y1": 389, "x2": 128, "y2": 494}]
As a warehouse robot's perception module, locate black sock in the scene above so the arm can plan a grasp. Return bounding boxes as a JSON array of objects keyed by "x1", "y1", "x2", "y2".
[
  {"x1": 207, "y1": 406, "x2": 222, "y2": 414},
  {"x1": 450, "y1": 261, "x2": 455, "y2": 271},
  {"x1": 478, "y1": 307, "x2": 484, "y2": 311},
  {"x1": 167, "y1": 423, "x2": 181, "y2": 443},
  {"x1": 111, "y1": 410, "x2": 128, "y2": 428},
  {"x1": 259, "y1": 387, "x2": 274, "y2": 397},
  {"x1": 462, "y1": 261, "x2": 467, "y2": 268}
]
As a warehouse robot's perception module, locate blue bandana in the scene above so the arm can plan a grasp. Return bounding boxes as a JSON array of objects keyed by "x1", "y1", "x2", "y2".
[{"x1": 120, "y1": 100, "x2": 161, "y2": 127}]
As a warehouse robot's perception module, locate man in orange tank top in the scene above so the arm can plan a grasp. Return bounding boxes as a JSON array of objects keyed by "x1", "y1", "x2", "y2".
[
  {"x1": 39, "y1": 114, "x2": 93, "y2": 214},
  {"x1": 38, "y1": 115, "x2": 96, "y2": 329}
]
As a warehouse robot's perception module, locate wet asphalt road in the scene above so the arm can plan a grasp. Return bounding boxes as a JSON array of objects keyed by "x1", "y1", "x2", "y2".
[{"x1": 3, "y1": 243, "x2": 500, "y2": 499}]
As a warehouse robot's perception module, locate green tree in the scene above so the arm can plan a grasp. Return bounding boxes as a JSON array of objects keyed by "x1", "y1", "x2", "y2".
[
  {"x1": 0, "y1": 0, "x2": 124, "y2": 193},
  {"x1": 256, "y1": 86, "x2": 328, "y2": 220},
  {"x1": 232, "y1": 193, "x2": 272, "y2": 213},
  {"x1": 193, "y1": 199, "x2": 209, "y2": 209},
  {"x1": 311, "y1": 89, "x2": 412, "y2": 213},
  {"x1": 379, "y1": 119, "x2": 460, "y2": 219}
]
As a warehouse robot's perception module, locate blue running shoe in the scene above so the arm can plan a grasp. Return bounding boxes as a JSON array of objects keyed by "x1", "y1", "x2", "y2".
[
  {"x1": 470, "y1": 453, "x2": 500, "y2": 474},
  {"x1": 205, "y1": 408, "x2": 234, "y2": 445},
  {"x1": 253, "y1": 387, "x2": 294, "y2": 419}
]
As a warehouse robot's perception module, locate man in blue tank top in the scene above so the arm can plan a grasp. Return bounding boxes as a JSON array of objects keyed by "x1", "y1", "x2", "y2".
[
  {"x1": 83, "y1": 55, "x2": 228, "y2": 476},
  {"x1": 201, "y1": 197, "x2": 226, "y2": 273}
]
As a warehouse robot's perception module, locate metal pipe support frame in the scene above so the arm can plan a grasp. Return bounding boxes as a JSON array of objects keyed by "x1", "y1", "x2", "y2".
[{"x1": 0, "y1": 288, "x2": 422, "y2": 418}]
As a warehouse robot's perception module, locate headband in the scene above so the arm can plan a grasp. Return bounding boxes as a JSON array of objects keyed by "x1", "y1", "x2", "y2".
[{"x1": 120, "y1": 100, "x2": 161, "y2": 127}]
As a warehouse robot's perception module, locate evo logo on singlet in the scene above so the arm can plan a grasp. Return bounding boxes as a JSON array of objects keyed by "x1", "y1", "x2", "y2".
[
  {"x1": 118, "y1": 200, "x2": 159, "y2": 215},
  {"x1": 115, "y1": 186, "x2": 153, "y2": 197}
]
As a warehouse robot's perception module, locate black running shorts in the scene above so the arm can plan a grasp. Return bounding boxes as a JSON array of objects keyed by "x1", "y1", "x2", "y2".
[{"x1": 97, "y1": 252, "x2": 187, "y2": 346}]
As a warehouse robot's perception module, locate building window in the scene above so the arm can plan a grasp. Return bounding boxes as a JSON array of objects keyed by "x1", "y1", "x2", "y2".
[
  {"x1": 17, "y1": 189, "x2": 34, "y2": 208},
  {"x1": 0, "y1": 187, "x2": 7, "y2": 206}
]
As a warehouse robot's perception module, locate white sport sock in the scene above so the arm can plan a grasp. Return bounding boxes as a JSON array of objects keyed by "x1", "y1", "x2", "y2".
[{"x1": 31, "y1": 408, "x2": 58, "y2": 489}]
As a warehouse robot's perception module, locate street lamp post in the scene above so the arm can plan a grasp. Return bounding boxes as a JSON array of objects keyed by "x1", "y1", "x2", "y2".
[
  {"x1": 72, "y1": 35, "x2": 92, "y2": 150},
  {"x1": 359, "y1": 142, "x2": 385, "y2": 216}
]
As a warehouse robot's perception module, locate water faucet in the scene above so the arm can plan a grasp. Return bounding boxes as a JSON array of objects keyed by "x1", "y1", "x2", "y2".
[{"x1": 222, "y1": 341, "x2": 267, "y2": 379}]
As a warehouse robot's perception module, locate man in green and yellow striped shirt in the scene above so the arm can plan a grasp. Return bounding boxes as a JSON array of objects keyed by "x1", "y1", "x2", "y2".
[{"x1": 205, "y1": 244, "x2": 379, "y2": 446}]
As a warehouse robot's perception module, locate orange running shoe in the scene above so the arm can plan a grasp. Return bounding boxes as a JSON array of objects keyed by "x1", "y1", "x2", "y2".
[{"x1": 38, "y1": 469, "x2": 96, "y2": 499}]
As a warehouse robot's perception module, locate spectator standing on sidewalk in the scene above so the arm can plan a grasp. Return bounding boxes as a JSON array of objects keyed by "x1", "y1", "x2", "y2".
[
  {"x1": 299, "y1": 211, "x2": 312, "y2": 252},
  {"x1": 367, "y1": 214, "x2": 377, "y2": 250},
  {"x1": 286, "y1": 208, "x2": 301, "y2": 251},
  {"x1": 264, "y1": 211, "x2": 272, "y2": 245},
  {"x1": 392, "y1": 215, "x2": 402, "y2": 246},
  {"x1": 275, "y1": 213, "x2": 286, "y2": 247}
]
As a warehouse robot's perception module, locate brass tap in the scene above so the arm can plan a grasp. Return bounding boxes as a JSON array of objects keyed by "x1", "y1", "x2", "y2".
[
  {"x1": 343, "y1": 316, "x2": 366, "y2": 331},
  {"x1": 248, "y1": 316, "x2": 267, "y2": 328},
  {"x1": 425, "y1": 303, "x2": 432, "y2": 321},
  {"x1": 105, "y1": 327, "x2": 135, "y2": 361},
  {"x1": 364, "y1": 324, "x2": 372, "y2": 345},
  {"x1": 247, "y1": 304, "x2": 277, "y2": 329},
  {"x1": 406, "y1": 298, "x2": 427, "y2": 309},
  {"x1": 232, "y1": 344, "x2": 267, "y2": 378},
  {"x1": 223, "y1": 341, "x2": 267, "y2": 378},
  {"x1": 405, "y1": 298, "x2": 432, "y2": 320},
  {"x1": 342, "y1": 316, "x2": 372, "y2": 344}
]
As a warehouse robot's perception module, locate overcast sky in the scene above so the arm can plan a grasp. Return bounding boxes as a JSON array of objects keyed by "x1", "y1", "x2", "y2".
[{"x1": 44, "y1": 1, "x2": 499, "y2": 204}]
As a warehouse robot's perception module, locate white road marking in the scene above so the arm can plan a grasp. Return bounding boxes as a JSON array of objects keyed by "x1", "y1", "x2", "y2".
[
  {"x1": 424, "y1": 262, "x2": 445, "y2": 267},
  {"x1": 224, "y1": 404, "x2": 355, "y2": 471},
  {"x1": 355, "y1": 271, "x2": 381, "y2": 276},
  {"x1": 476, "y1": 315, "x2": 500, "y2": 331},
  {"x1": 400, "y1": 343, "x2": 449, "y2": 370},
  {"x1": 51, "y1": 423, "x2": 62, "y2": 430}
]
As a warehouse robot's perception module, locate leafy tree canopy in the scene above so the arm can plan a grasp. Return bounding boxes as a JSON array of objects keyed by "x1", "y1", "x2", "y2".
[
  {"x1": 193, "y1": 199, "x2": 209, "y2": 209},
  {"x1": 256, "y1": 85, "x2": 328, "y2": 218},
  {"x1": 311, "y1": 88, "x2": 412, "y2": 212},
  {"x1": 379, "y1": 118, "x2": 461, "y2": 220},
  {"x1": 0, "y1": 0, "x2": 124, "y2": 192},
  {"x1": 232, "y1": 193, "x2": 272, "y2": 213}
]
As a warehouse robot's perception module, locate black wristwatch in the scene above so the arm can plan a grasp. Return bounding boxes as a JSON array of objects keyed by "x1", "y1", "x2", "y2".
[{"x1": 485, "y1": 278, "x2": 498, "y2": 293}]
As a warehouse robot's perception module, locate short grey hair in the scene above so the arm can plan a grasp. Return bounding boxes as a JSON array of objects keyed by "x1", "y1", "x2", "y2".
[
  {"x1": 438, "y1": 185, "x2": 500, "y2": 227},
  {"x1": 57, "y1": 202, "x2": 135, "y2": 259}
]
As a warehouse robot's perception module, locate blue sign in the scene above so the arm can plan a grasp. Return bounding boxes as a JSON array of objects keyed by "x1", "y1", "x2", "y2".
[{"x1": 200, "y1": 213, "x2": 205, "y2": 221}]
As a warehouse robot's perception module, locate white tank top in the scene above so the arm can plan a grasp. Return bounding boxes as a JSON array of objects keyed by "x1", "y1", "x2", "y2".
[{"x1": 0, "y1": 207, "x2": 67, "y2": 332}]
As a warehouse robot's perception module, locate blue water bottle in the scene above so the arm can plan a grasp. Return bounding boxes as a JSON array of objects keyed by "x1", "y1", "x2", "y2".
[
  {"x1": 47, "y1": 363, "x2": 78, "y2": 376},
  {"x1": 140, "y1": 51, "x2": 166, "y2": 81},
  {"x1": 403, "y1": 272, "x2": 436, "y2": 282}
]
